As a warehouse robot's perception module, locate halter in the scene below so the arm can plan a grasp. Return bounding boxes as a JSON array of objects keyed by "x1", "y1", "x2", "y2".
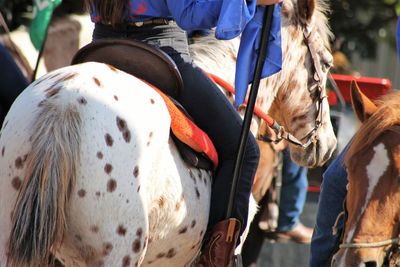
[
  {"x1": 207, "y1": 22, "x2": 328, "y2": 149},
  {"x1": 339, "y1": 238, "x2": 400, "y2": 249},
  {"x1": 336, "y1": 192, "x2": 400, "y2": 250},
  {"x1": 258, "y1": 23, "x2": 328, "y2": 148}
]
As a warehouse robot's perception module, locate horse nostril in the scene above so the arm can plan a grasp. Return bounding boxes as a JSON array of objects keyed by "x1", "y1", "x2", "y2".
[{"x1": 365, "y1": 261, "x2": 377, "y2": 267}]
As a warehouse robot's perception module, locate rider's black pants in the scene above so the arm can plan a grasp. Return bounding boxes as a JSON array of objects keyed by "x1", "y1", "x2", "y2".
[{"x1": 93, "y1": 22, "x2": 260, "y2": 236}]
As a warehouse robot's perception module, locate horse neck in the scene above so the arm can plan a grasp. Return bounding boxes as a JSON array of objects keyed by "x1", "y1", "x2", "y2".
[{"x1": 189, "y1": 34, "x2": 239, "y2": 85}]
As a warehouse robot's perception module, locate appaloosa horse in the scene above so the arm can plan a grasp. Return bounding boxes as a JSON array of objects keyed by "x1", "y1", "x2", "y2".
[
  {"x1": 331, "y1": 83, "x2": 400, "y2": 267},
  {"x1": 0, "y1": 0, "x2": 336, "y2": 266}
]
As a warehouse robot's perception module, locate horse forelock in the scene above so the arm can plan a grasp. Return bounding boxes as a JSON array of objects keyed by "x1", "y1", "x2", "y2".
[{"x1": 345, "y1": 91, "x2": 400, "y2": 165}]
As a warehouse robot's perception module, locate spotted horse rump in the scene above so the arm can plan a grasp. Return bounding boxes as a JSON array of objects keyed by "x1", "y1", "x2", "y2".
[{"x1": 0, "y1": 62, "x2": 211, "y2": 267}]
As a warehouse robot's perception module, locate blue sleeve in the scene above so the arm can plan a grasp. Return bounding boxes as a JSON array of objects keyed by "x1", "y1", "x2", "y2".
[
  {"x1": 166, "y1": 0, "x2": 223, "y2": 31},
  {"x1": 234, "y1": 5, "x2": 282, "y2": 107},
  {"x1": 166, "y1": 0, "x2": 256, "y2": 38},
  {"x1": 215, "y1": 0, "x2": 257, "y2": 40}
]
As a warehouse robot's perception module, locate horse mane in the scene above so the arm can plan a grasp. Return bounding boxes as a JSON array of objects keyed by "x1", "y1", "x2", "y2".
[{"x1": 344, "y1": 91, "x2": 400, "y2": 164}]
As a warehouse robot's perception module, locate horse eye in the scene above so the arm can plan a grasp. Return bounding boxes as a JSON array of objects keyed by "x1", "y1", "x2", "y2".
[
  {"x1": 321, "y1": 59, "x2": 333, "y2": 72},
  {"x1": 321, "y1": 52, "x2": 333, "y2": 72}
]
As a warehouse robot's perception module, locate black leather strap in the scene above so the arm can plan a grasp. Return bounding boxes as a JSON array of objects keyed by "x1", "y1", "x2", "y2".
[{"x1": 126, "y1": 18, "x2": 172, "y2": 27}]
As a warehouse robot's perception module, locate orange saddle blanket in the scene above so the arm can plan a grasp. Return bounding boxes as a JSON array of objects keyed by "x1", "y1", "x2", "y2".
[{"x1": 150, "y1": 86, "x2": 218, "y2": 169}]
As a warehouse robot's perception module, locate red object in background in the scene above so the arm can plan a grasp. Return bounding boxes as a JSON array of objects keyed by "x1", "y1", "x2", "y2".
[
  {"x1": 327, "y1": 90, "x2": 337, "y2": 106},
  {"x1": 331, "y1": 74, "x2": 392, "y2": 103},
  {"x1": 308, "y1": 74, "x2": 392, "y2": 193}
]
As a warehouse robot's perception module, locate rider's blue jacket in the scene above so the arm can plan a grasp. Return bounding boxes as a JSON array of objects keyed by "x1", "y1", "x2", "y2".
[
  {"x1": 92, "y1": 0, "x2": 257, "y2": 39},
  {"x1": 92, "y1": 0, "x2": 282, "y2": 106}
]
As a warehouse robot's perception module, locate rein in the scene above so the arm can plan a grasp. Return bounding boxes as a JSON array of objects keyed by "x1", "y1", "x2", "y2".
[
  {"x1": 206, "y1": 72, "x2": 304, "y2": 147},
  {"x1": 336, "y1": 192, "x2": 400, "y2": 250},
  {"x1": 340, "y1": 238, "x2": 400, "y2": 249}
]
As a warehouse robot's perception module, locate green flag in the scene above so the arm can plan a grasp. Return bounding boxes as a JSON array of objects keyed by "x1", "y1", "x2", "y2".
[{"x1": 29, "y1": 0, "x2": 62, "y2": 50}]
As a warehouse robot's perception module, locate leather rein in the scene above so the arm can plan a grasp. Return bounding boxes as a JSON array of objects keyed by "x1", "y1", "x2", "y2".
[{"x1": 206, "y1": 23, "x2": 327, "y2": 149}]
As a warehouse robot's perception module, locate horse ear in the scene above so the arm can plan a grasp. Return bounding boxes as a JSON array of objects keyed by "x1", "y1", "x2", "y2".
[
  {"x1": 297, "y1": 0, "x2": 316, "y2": 24},
  {"x1": 350, "y1": 80, "x2": 378, "y2": 122}
]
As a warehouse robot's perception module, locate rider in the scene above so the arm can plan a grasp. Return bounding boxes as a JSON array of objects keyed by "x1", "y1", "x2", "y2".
[{"x1": 85, "y1": 0, "x2": 282, "y2": 265}]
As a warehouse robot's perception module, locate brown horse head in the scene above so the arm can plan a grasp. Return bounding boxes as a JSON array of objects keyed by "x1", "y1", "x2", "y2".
[{"x1": 332, "y1": 82, "x2": 400, "y2": 266}]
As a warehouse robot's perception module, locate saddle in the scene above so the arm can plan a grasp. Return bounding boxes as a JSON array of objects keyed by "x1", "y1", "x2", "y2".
[
  {"x1": 71, "y1": 38, "x2": 217, "y2": 170},
  {"x1": 71, "y1": 38, "x2": 183, "y2": 98}
]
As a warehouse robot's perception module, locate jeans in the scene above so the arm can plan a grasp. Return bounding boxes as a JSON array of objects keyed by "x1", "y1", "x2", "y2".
[
  {"x1": 309, "y1": 145, "x2": 349, "y2": 267},
  {"x1": 0, "y1": 43, "x2": 29, "y2": 124},
  {"x1": 277, "y1": 148, "x2": 308, "y2": 231},
  {"x1": 93, "y1": 22, "x2": 260, "y2": 235}
]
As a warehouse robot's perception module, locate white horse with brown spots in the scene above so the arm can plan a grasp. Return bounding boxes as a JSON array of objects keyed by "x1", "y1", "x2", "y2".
[{"x1": 0, "y1": 0, "x2": 336, "y2": 266}]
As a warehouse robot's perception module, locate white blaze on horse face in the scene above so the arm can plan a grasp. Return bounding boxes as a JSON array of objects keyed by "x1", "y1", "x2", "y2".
[
  {"x1": 365, "y1": 143, "x2": 390, "y2": 204},
  {"x1": 345, "y1": 143, "x2": 390, "y2": 243}
]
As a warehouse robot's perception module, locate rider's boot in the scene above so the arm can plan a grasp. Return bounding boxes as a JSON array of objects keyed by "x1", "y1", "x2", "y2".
[{"x1": 197, "y1": 218, "x2": 241, "y2": 267}]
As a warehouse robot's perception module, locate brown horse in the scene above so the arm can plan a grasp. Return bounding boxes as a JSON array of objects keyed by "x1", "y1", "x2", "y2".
[{"x1": 331, "y1": 81, "x2": 400, "y2": 266}]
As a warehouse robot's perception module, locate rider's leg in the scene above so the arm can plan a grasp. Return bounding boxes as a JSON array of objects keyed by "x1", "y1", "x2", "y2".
[
  {"x1": 274, "y1": 148, "x2": 313, "y2": 244},
  {"x1": 177, "y1": 62, "x2": 260, "y2": 231},
  {"x1": 156, "y1": 28, "x2": 260, "y2": 265},
  {"x1": 309, "y1": 144, "x2": 349, "y2": 267},
  {"x1": 177, "y1": 62, "x2": 259, "y2": 267},
  {"x1": 278, "y1": 148, "x2": 308, "y2": 231}
]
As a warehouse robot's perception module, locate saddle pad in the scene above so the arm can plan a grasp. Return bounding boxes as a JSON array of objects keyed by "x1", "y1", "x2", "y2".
[{"x1": 148, "y1": 84, "x2": 219, "y2": 169}]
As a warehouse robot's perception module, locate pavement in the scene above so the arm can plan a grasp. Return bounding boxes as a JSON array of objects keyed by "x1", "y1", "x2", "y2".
[{"x1": 255, "y1": 192, "x2": 319, "y2": 267}]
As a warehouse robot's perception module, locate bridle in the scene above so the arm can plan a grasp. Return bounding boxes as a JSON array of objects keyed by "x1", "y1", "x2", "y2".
[
  {"x1": 335, "y1": 128, "x2": 400, "y2": 252},
  {"x1": 207, "y1": 21, "x2": 329, "y2": 149},
  {"x1": 340, "y1": 238, "x2": 400, "y2": 249},
  {"x1": 259, "y1": 22, "x2": 328, "y2": 149},
  {"x1": 334, "y1": 203, "x2": 400, "y2": 267},
  {"x1": 335, "y1": 191, "x2": 400, "y2": 251}
]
